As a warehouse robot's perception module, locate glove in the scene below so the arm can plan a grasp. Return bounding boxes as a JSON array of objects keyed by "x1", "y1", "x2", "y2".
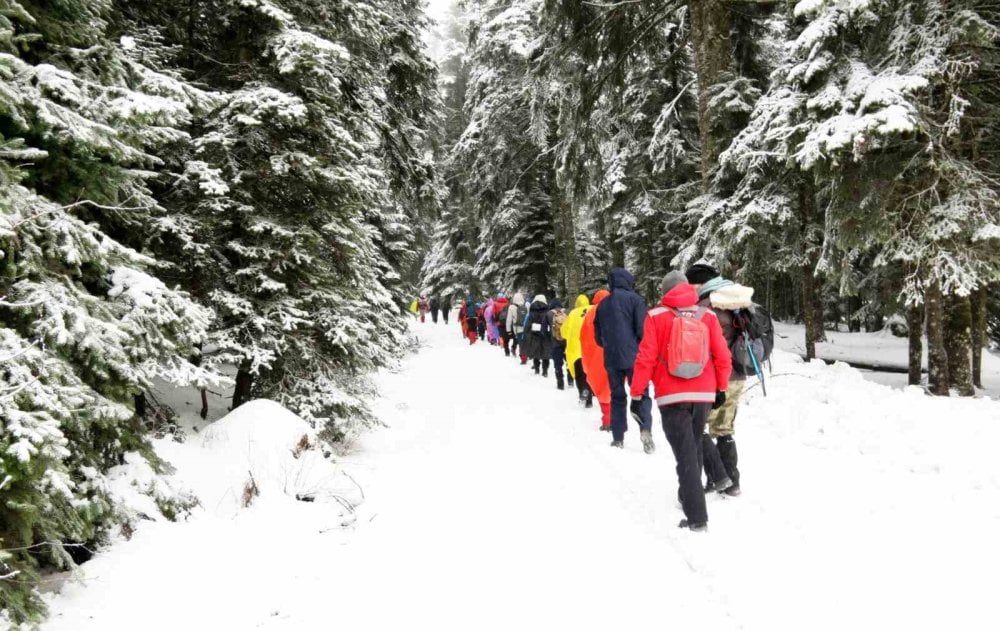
[
  {"x1": 712, "y1": 390, "x2": 727, "y2": 410},
  {"x1": 629, "y1": 398, "x2": 644, "y2": 422}
]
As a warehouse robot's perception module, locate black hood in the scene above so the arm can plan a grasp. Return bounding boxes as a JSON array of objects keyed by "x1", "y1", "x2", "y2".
[{"x1": 608, "y1": 268, "x2": 635, "y2": 292}]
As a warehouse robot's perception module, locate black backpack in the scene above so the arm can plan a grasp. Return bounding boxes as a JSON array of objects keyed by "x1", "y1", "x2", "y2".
[{"x1": 731, "y1": 304, "x2": 774, "y2": 374}]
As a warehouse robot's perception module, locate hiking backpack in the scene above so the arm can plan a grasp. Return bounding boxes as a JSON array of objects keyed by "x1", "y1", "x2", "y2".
[
  {"x1": 550, "y1": 309, "x2": 568, "y2": 342},
  {"x1": 731, "y1": 304, "x2": 775, "y2": 374},
  {"x1": 497, "y1": 305, "x2": 510, "y2": 326},
  {"x1": 465, "y1": 302, "x2": 477, "y2": 319},
  {"x1": 666, "y1": 308, "x2": 710, "y2": 379}
]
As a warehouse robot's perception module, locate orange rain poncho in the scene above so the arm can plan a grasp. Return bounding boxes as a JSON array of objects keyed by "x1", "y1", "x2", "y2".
[{"x1": 580, "y1": 289, "x2": 611, "y2": 404}]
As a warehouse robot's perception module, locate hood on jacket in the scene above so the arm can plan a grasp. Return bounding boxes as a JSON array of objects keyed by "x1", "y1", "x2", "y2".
[
  {"x1": 512, "y1": 292, "x2": 525, "y2": 306},
  {"x1": 592, "y1": 289, "x2": 610, "y2": 305},
  {"x1": 548, "y1": 298, "x2": 564, "y2": 310},
  {"x1": 575, "y1": 294, "x2": 590, "y2": 309},
  {"x1": 660, "y1": 283, "x2": 699, "y2": 309},
  {"x1": 533, "y1": 294, "x2": 547, "y2": 305},
  {"x1": 608, "y1": 268, "x2": 635, "y2": 292}
]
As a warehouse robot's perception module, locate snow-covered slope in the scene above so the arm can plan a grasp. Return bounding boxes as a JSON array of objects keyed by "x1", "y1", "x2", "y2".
[{"x1": 44, "y1": 322, "x2": 1000, "y2": 630}]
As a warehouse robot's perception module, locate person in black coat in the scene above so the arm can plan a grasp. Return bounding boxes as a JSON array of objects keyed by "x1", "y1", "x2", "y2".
[
  {"x1": 595, "y1": 268, "x2": 654, "y2": 452},
  {"x1": 521, "y1": 294, "x2": 553, "y2": 376},
  {"x1": 441, "y1": 296, "x2": 450, "y2": 324},
  {"x1": 429, "y1": 296, "x2": 440, "y2": 323}
]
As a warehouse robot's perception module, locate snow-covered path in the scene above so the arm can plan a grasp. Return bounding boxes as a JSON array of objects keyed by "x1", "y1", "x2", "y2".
[{"x1": 45, "y1": 321, "x2": 1000, "y2": 630}]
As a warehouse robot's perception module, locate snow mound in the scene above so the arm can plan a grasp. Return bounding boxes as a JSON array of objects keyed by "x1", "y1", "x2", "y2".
[{"x1": 172, "y1": 399, "x2": 358, "y2": 518}]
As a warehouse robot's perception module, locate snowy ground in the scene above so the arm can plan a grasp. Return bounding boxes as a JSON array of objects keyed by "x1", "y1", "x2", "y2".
[
  {"x1": 774, "y1": 321, "x2": 1000, "y2": 394},
  {"x1": 43, "y1": 321, "x2": 1000, "y2": 630}
]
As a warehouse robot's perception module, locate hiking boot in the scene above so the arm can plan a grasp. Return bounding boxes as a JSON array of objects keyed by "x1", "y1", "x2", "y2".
[
  {"x1": 640, "y1": 430, "x2": 655, "y2": 455},
  {"x1": 722, "y1": 484, "x2": 741, "y2": 497},
  {"x1": 567, "y1": 377, "x2": 575, "y2": 387},
  {"x1": 599, "y1": 425, "x2": 611, "y2": 432},
  {"x1": 585, "y1": 396, "x2": 593, "y2": 409},
  {"x1": 556, "y1": 383, "x2": 564, "y2": 390},
  {"x1": 678, "y1": 519, "x2": 708, "y2": 532},
  {"x1": 706, "y1": 477, "x2": 734, "y2": 493},
  {"x1": 610, "y1": 440, "x2": 624, "y2": 448}
]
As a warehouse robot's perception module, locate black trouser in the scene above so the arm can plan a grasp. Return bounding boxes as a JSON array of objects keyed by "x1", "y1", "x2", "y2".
[
  {"x1": 551, "y1": 343, "x2": 566, "y2": 387},
  {"x1": 532, "y1": 358, "x2": 550, "y2": 375},
  {"x1": 477, "y1": 319, "x2": 486, "y2": 339},
  {"x1": 607, "y1": 367, "x2": 652, "y2": 441},
  {"x1": 661, "y1": 403, "x2": 710, "y2": 526},
  {"x1": 498, "y1": 326, "x2": 510, "y2": 355},
  {"x1": 430, "y1": 308, "x2": 439, "y2": 323},
  {"x1": 442, "y1": 308, "x2": 449, "y2": 324},
  {"x1": 573, "y1": 359, "x2": 593, "y2": 402}
]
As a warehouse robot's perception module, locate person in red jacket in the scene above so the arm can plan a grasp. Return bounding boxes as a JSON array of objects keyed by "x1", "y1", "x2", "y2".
[{"x1": 630, "y1": 271, "x2": 732, "y2": 532}]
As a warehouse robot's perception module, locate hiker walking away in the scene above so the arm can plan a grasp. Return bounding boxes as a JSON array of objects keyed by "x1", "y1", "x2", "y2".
[
  {"x1": 462, "y1": 295, "x2": 479, "y2": 345},
  {"x1": 522, "y1": 295, "x2": 553, "y2": 376},
  {"x1": 430, "y1": 296, "x2": 441, "y2": 324},
  {"x1": 506, "y1": 292, "x2": 528, "y2": 362},
  {"x1": 476, "y1": 301, "x2": 487, "y2": 341},
  {"x1": 417, "y1": 295, "x2": 430, "y2": 323},
  {"x1": 548, "y1": 299, "x2": 569, "y2": 390},
  {"x1": 563, "y1": 294, "x2": 593, "y2": 407},
  {"x1": 441, "y1": 296, "x2": 450, "y2": 325},
  {"x1": 485, "y1": 298, "x2": 500, "y2": 345},
  {"x1": 630, "y1": 272, "x2": 733, "y2": 532},
  {"x1": 594, "y1": 268, "x2": 655, "y2": 453},
  {"x1": 494, "y1": 293, "x2": 510, "y2": 353},
  {"x1": 686, "y1": 264, "x2": 773, "y2": 497},
  {"x1": 581, "y1": 290, "x2": 612, "y2": 430}
]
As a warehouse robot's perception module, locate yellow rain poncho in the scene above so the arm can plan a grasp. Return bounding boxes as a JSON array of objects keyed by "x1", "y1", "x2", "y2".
[{"x1": 561, "y1": 293, "x2": 590, "y2": 378}]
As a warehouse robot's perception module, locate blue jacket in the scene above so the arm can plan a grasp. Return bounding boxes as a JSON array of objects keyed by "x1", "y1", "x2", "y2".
[{"x1": 594, "y1": 268, "x2": 648, "y2": 370}]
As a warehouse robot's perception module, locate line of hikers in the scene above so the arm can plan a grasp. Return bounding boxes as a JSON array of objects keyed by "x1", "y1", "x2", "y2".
[{"x1": 418, "y1": 264, "x2": 774, "y2": 532}]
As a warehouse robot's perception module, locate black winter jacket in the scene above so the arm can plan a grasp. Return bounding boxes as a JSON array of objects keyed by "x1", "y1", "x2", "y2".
[{"x1": 594, "y1": 268, "x2": 648, "y2": 370}]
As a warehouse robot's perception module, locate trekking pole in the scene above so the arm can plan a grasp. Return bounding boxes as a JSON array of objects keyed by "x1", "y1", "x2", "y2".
[{"x1": 745, "y1": 331, "x2": 767, "y2": 397}]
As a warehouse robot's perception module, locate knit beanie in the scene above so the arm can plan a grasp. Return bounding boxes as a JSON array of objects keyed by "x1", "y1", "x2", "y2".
[
  {"x1": 685, "y1": 263, "x2": 720, "y2": 286},
  {"x1": 659, "y1": 270, "x2": 688, "y2": 295}
]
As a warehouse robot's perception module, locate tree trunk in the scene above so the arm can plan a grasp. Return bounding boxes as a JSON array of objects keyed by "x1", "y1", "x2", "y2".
[
  {"x1": 689, "y1": 0, "x2": 733, "y2": 190},
  {"x1": 971, "y1": 285, "x2": 986, "y2": 388},
  {"x1": 801, "y1": 264, "x2": 820, "y2": 360},
  {"x1": 797, "y1": 177, "x2": 823, "y2": 359},
  {"x1": 925, "y1": 280, "x2": 949, "y2": 396},
  {"x1": 945, "y1": 294, "x2": 974, "y2": 396},
  {"x1": 555, "y1": 195, "x2": 581, "y2": 299},
  {"x1": 906, "y1": 302, "x2": 923, "y2": 386},
  {"x1": 233, "y1": 360, "x2": 254, "y2": 409}
]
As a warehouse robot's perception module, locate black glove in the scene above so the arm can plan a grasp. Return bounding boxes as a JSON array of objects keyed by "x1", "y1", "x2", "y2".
[
  {"x1": 629, "y1": 398, "x2": 644, "y2": 422},
  {"x1": 712, "y1": 390, "x2": 727, "y2": 410}
]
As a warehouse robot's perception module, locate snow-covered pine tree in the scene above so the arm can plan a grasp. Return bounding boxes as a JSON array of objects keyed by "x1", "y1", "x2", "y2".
[
  {"x1": 454, "y1": 0, "x2": 559, "y2": 294},
  {"x1": 0, "y1": 1, "x2": 215, "y2": 621},
  {"x1": 421, "y1": 7, "x2": 478, "y2": 300},
  {"x1": 127, "y1": 0, "x2": 440, "y2": 433}
]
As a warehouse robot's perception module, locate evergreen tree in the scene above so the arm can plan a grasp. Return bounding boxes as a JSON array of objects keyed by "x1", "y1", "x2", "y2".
[
  {"x1": 0, "y1": 1, "x2": 213, "y2": 621},
  {"x1": 123, "y1": 0, "x2": 441, "y2": 430}
]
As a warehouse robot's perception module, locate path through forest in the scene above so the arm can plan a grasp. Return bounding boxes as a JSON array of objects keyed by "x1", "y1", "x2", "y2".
[{"x1": 45, "y1": 321, "x2": 1000, "y2": 629}]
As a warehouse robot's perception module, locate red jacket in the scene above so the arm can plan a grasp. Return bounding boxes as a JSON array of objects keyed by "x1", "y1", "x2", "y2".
[{"x1": 630, "y1": 283, "x2": 733, "y2": 406}]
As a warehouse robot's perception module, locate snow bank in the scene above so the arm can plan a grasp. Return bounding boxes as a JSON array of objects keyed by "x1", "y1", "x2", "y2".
[{"x1": 161, "y1": 399, "x2": 356, "y2": 518}]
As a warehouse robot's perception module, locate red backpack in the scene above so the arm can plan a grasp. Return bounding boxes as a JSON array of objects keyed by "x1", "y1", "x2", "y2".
[{"x1": 665, "y1": 308, "x2": 710, "y2": 379}]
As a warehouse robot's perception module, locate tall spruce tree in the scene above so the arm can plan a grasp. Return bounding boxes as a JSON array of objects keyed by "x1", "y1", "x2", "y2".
[{"x1": 0, "y1": 0, "x2": 214, "y2": 621}]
